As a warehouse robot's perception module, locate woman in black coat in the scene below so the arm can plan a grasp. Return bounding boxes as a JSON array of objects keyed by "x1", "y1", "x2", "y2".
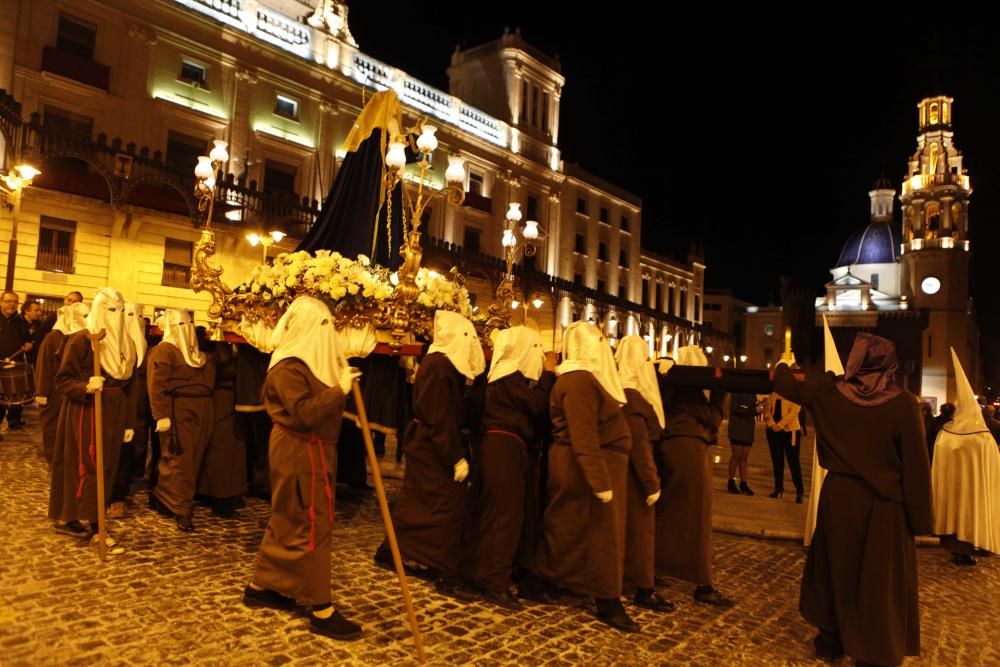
[{"x1": 726, "y1": 393, "x2": 758, "y2": 495}]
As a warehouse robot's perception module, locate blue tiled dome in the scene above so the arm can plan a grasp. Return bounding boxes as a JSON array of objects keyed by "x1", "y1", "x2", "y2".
[{"x1": 834, "y1": 221, "x2": 902, "y2": 269}]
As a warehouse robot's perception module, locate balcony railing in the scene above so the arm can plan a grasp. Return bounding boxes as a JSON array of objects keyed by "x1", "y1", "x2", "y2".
[
  {"x1": 36, "y1": 248, "x2": 75, "y2": 274},
  {"x1": 462, "y1": 191, "x2": 492, "y2": 214},
  {"x1": 162, "y1": 263, "x2": 192, "y2": 288},
  {"x1": 41, "y1": 46, "x2": 110, "y2": 91}
]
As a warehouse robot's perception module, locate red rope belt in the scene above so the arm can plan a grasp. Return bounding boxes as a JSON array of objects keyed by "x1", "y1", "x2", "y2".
[
  {"x1": 483, "y1": 428, "x2": 527, "y2": 448},
  {"x1": 275, "y1": 424, "x2": 335, "y2": 553}
]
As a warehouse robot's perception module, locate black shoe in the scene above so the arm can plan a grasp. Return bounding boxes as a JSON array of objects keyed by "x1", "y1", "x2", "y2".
[
  {"x1": 813, "y1": 630, "x2": 844, "y2": 662},
  {"x1": 54, "y1": 520, "x2": 90, "y2": 538},
  {"x1": 694, "y1": 585, "x2": 735, "y2": 607},
  {"x1": 175, "y1": 514, "x2": 194, "y2": 532},
  {"x1": 768, "y1": 489, "x2": 783, "y2": 499},
  {"x1": 243, "y1": 586, "x2": 296, "y2": 611},
  {"x1": 516, "y1": 573, "x2": 555, "y2": 604},
  {"x1": 595, "y1": 598, "x2": 640, "y2": 633},
  {"x1": 8, "y1": 422, "x2": 24, "y2": 431},
  {"x1": 481, "y1": 588, "x2": 524, "y2": 611},
  {"x1": 435, "y1": 576, "x2": 480, "y2": 602},
  {"x1": 633, "y1": 588, "x2": 675, "y2": 613},
  {"x1": 795, "y1": 493, "x2": 803, "y2": 504},
  {"x1": 211, "y1": 499, "x2": 238, "y2": 519},
  {"x1": 310, "y1": 608, "x2": 362, "y2": 641},
  {"x1": 148, "y1": 493, "x2": 172, "y2": 517},
  {"x1": 727, "y1": 479, "x2": 740, "y2": 495},
  {"x1": 952, "y1": 553, "x2": 977, "y2": 566},
  {"x1": 740, "y1": 481, "x2": 754, "y2": 496},
  {"x1": 373, "y1": 543, "x2": 395, "y2": 572}
]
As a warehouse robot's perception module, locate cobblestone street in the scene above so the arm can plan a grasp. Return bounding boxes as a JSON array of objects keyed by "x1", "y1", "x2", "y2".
[{"x1": 2, "y1": 415, "x2": 998, "y2": 666}]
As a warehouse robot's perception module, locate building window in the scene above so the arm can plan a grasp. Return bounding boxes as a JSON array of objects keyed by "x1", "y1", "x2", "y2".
[
  {"x1": 575, "y1": 234, "x2": 585, "y2": 253},
  {"x1": 520, "y1": 80, "x2": 528, "y2": 124},
  {"x1": 57, "y1": 14, "x2": 96, "y2": 60},
  {"x1": 597, "y1": 279, "x2": 606, "y2": 294},
  {"x1": 642, "y1": 278, "x2": 650, "y2": 305},
  {"x1": 599, "y1": 207, "x2": 609, "y2": 223},
  {"x1": 463, "y1": 226, "x2": 481, "y2": 253},
  {"x1": 468, "y1": 171, "x2": 484, "y2": 196},
  {"x1": 162, "y1": 238, "x2": 193, "y2": 288},
  {"x1": 166, "y1": 130, "x2": 208, "y2": 172},
  {"x1": 178, "y1": 60, "x2": 208, "y2": 88},
  {"x1": 531, "y1": 84, "x2": 540, "y2": 128},
  {"x1": 618, "y1": 284, "x2": 626, "y2": 300},
  {"x1": 871, "y1": 273, "x2": 879, "y2": 290},
  {"x1": 576, "y1": 197, "x2": 588, "y2": 215},
  {"x1": 598, "y1": 242, "x2": 608, "y2": 262},
  {"x1": 619, "y1": 249, "x2": 628, "y2": 267},
  {"x1": 526, "y1": 194, "x2": 538, "y2": 221},
  {"x1": 764, "y1": 323, "x2": 775, "y2": 337},
  {"x1": 264, "y1": 159, "x2": 297, "y2": 195},
  {"x1": 680, "y1": 290, "x2": 687, "y2": 317},
  {"x1": 655, "y1": 282, "x2": 663, "y2": 309},
  {"x1": 36, "y1": 216, "x2": 76, "y2": 273},
  {"x1": 573, "y1": 273, "x2": 583, "y2": 286},
  {"x1": 694, "y1": 294, "x2": 702, "y2": 321},
  {"x1": 44, "y1": 105, "x2": 93, "y2": 140},
  {"x1": 542, "y1": 92, "x2": 550, "y2": 134},
  {"x1": 274, "y1": 94, "x2": 299, "y2": 120},
  {"x1": 668, "y1": 286, "x2": 676, "y2": 312},
  {"x1": 621, "y1": 215, "x2": 630, "y2": 231}
]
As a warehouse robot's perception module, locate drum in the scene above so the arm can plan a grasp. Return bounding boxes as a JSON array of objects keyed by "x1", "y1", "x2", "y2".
[{"x1": 0, "y1": 361, "x2": 35, "y2": 406}]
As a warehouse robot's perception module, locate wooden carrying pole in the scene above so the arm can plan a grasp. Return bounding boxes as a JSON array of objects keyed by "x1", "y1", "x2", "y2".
[
  {"x1": 88, "y1": 331, "x2": 108, "y2": 562},
  {"x1": 351, "y1": 381, "x2": 426, "y2": 662}
]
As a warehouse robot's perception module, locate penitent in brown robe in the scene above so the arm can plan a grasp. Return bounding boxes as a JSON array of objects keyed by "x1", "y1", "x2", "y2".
[
  {"x1": 47, "y1": 332, "x2": 133, "y2": 523},
  {"x1": 198, "y1": 345, "x2": 247, "y2": 500},
  {"x1": 622, "y1": 388, "x2": 662, "y2": 590},
  {"x1": 535, "y1": 370, "x2": 631, "y2": 600},
  {"x1": 463, "y1": 370, "x2": 554, "y2": 592},
  {"x1": 774, "y1": 366, "x2": 933, "y2": 666},
  {"x1": 655, "y1": 386, "x2": 725, "y2": 586},
  {"x1": 35, "y1": 329, "x2": 67, "y2": 465},
  {"x1": 390, "y1": 352, "x2": 469, "y2": 576},
  {"x1": 252, "y1": 358, "x2": 345, "y2": 606},
  {"x1": 148, "y1": 342, "x2": 215, "y2": 516}
]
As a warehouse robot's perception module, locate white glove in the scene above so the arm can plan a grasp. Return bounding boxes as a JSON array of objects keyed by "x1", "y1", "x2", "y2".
[
  {"x1": 124, "y1": 429, "x2": 134, "y2": 443},
  {"x1": 35, "y1": 396, "x2": 48, "y2": 407},
  {"x1": 155, "y1": 418, "x2": 171, "y2": 433},
  {"x1": 453, "y1": 458, "x2": 469, "y2": 483},
  {"x1": 86, "y1": 376, "x2": 105, "y2": 393},
  {"x1": 646, "y1": 490, "x2": 661, "y2": 506},
  {"x1": 595, "y1": 490, "x2": 613, "y2": 503},
  {"x1": 338, "y1": 366, "x2": 362, "y2": 395}
]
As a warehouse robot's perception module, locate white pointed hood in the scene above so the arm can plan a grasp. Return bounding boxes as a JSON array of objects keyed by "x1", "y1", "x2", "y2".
[
  {"x1": 53, "y1": 302, "x2": 89, "y2": 335},
  {"x1": 124, "y1": 301, "x2": 148, "y2": 366},
  {"x1": 944, "y1": 348, "x2": 988, "y2": 435},
  {"x1": 557, "y1": 321, "x2": 626, "y2": 404},
  {"x1": 823, "y1": 315, "x2": 845, "y2": 376},
  {"x1": 616, "y1": 334, "x2": 665, "y2": 428},
  {"x1": 427, "y1": 310, "x2": 485, "y2": 381},
  {"x1": 268, "y1": 296, "x2": 348, "y2": 388},
  {"x1": 488, "y1": 325, "x2": 545, "y2": 383},
  {"x1": 85, "y1": 287, "x2": 136, "y2": 380},
  {"x1": 159, "y1": 309, "x2": 206, "y2": 368}
]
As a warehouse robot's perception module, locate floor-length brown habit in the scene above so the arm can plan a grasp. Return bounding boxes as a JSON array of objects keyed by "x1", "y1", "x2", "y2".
[
  {"x1": 47, "y1": 331, "x2": 133, "y2": 523},
  {"x1": 35, "y1": 329, "x2": 67, "y2": 465},
  {"x1": 198, "y1": 345, "x2": 247, "y2": 500},
  {"x1": 774, "y1": 366, "x2": 933, "y2": 666},
  {"x1": 389, "y1": 352, "x2": 469, "y2": 575},
  {"x1": 535, "y1": 370, "x2": 631, "y2": 599},
  {"x1": 252, "y1": 358, "x2": 344, "y2": 606},
  {"x1": 463, "y1": 370, "x2": 554, "y2": 591},
  {"x1": 655, "y1": 387, "x2": 725, "y2": 586},
  {"x1": 148, "y1": 342, "x2": 215, "y2": 516},
  {"x1": 622, "y1": 388, "x2": 661, "y2": 590}
]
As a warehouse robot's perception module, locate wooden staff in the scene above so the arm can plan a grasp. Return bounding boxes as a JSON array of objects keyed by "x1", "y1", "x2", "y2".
[
  {"x1": 351, "y1": 381, "x2": 426, "y2": 663},
  {"x1": 88, "y1": 330, "x2": 108, "y2": 562}
]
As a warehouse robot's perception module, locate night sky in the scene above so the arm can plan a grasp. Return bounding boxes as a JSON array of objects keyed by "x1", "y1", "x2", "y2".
[{"x1": 348, "y1": 6, "x2": 1000, "y2": 369}]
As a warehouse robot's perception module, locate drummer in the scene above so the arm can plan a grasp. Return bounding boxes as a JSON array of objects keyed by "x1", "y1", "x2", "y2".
[{"x1": 0, "y1": 291, "x2": 33, "y2": 436}]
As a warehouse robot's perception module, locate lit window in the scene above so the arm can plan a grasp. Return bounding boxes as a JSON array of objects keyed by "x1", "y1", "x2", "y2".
[
  {"x1": 179, "y1": 61, "x2": 208, "y2": 88},
  {"x1": 274, "y1": 95, "x2": 299, "y2": 120}
]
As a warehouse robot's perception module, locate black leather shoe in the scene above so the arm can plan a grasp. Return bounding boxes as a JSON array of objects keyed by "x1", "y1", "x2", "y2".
[
  {"x1": 595, "y1": 598, "x2": 640, "y2": 633},
  {"x1": 952, "y1": 553, "x2": 977, "y2": 566},
  {"x1": 727, "y1": 479, "x2": 740, "y2": 494},
  {"x1": 482, "y1": 588, "x2": 524, "y2": 611},
  {"x1": 175, "y1": 514, "x2": 194, "y2": 532},
  {"x1": 694, "y1": 585, "x2": 735, "y2": 607},
  {"x1": 813, "y1": 630, "x2": 844, "y2": 662},
  {"x1": 740, "y1": 481, "x2": 754, "y2": 496},
  {"x1": 373, "y1": 543, "x2": 395, "y2": 572},
  {"x1": 795, "y1": 493, "x2": 804, "y2": 504},
  {"x1": 310, "y1": 608, "x2": 362, "y2": 640},
  {"x1": 516, "y1": 573, "x2": 556, "y2": 604},
  {"x1": 435, "y1": 576, "x2": 480, "y2": 602},
  {"x1": 54, "y1": 520, "x2": 90, "y2": 538},
  {"x1": 148, "y1": 494, "x2": 171, "y2": 517},
  {"x1": 768, "y1": 489, "x2": 783, "y2": 499},
  {"x1": 633, "y1": 588, "x2": 675, "y2": 612},
  {"x1": 243, "y1": 586, "x2": 296, "y2": 611}
]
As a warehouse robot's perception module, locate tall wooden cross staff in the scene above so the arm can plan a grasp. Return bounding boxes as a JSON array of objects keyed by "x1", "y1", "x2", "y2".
[{"x1": 88, "y1": 330, "x2": 109, "y2": 562}]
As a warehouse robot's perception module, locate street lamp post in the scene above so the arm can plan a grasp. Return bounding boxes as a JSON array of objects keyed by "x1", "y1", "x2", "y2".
[
  {"x1": 493, "y1": 202, "x2": 544, "y2": 320},
  {"x1": 246, "y1": 230, "x2": 287, "y2": 263},
  {"x1": 1, "y1": 164, "x2": 40, "y2": 291}
]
